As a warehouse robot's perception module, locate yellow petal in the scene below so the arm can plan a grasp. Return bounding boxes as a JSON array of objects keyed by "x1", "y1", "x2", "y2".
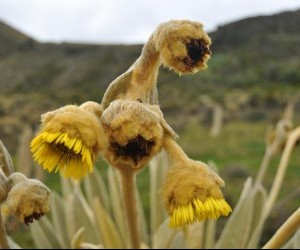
[{"x1": 73, "y1": 140, "x2": 83, "y2": 154}]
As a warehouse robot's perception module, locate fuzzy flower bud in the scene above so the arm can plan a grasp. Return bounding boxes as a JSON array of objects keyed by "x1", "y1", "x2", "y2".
[
  {"x1": 162, "y1": 137, "x2": 231, "y2": 228},
  {"x1": 31, "y1": 102, "x2": 108, "y2": 180},
  {"x1": 100, "y1": 99, "x2": 177, "y2": 170},
  {"x1": 153, "y1": 19, "x2": 211, "y2": 74},
  {"x1": 3, "y1": 173, "x2": 50, "y2": 225}
]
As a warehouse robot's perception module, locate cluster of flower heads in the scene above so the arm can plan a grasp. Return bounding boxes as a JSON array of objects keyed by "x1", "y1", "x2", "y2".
[{"x1": 31, "y1": 19, "x2": 231, "y2": 228}]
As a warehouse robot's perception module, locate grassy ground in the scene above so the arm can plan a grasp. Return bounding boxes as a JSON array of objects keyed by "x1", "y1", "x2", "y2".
[{"x1": 7, "y1": 119, "x2": 300, "y2": 248}]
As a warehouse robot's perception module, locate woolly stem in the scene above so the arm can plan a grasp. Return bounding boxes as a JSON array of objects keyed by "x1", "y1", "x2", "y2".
[
  {"x1": 124, "y1": 35, "x2": 161, "y2": 104},
  {"x1": 263, "y1": 127, "x2": 300, "y2": 219},
  {"x1": 163, "y1": 136, "x2": 189, "y2": 164},
  {"x1": 101, "y1": 35, "x2": 161, "y2": 108},
  {"x1": 0, "y1": 210, "x2": 9, "y2": 249},
  {"x1": 131, "y1": 36, "x2": 160, "y2": 88},
  {"x1": 263, "y1": 207, "x2": 300, "y2": 249},
  {"x1": 119, "y1": 168, "x2": 140, "y2": 249},
  {"x1": 101, "y1": 20, "x2": 211, "y2": 108}
]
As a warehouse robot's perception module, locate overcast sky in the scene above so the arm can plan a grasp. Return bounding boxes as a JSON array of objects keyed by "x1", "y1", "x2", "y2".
[{"x1": 0, "y1": 0, "x2": 299, "y2": 44}]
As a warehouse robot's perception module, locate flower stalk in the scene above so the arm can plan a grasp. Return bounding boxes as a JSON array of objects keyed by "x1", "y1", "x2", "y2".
[
  {"x1": 263, "y1": 207, "x2": 300, "y2": 249},
  {"x1": 263, "y1": 127, "x2": 300, "y2": 219},
  {"x1": 119, "y1": 167, "x2": 141, "y2": 249},
  {"x1": 255, "y1": 119, "x2": 292, "y2": 185}
]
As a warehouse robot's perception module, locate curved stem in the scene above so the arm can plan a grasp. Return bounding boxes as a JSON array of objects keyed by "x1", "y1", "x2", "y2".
[
  {"x1": 119, "y1": 168, "x2": 140, "y2": 249},
  {"x1": 256, "y1": 121, "x2": 291, "y2": 185},
  {"x1": 263, "y1": 127, "x2": 300, "y2": 219},
  {"x1": 101, "y1": 35, "x2": 161, "y2": 108},
  {"x1": 124, "y1": 37, "x2": 161, "y2": 104},
  {"x1": 263, "y1": 207, "x2": 300, "y2": 249},
  {"x1": 163, "y1": 136, "x2": 189, "y2": 164},
  {"x1": 0, "y1": 210, "x2": 9, "y2": 249}
]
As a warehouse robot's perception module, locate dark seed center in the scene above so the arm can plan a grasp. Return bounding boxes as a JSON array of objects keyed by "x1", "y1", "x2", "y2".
[
  {"x1": 112, "y1": 135, "x2": 155, "y2": 165},
  {"x1": 186, "y1": 39, "x2": 211, "y2": 63},
  {"x1": 50, "y1": 142, "x2": 80, "y2": 159},
  {"x1": 24, "y1": 212, "x2": 44, "y2": 225}
]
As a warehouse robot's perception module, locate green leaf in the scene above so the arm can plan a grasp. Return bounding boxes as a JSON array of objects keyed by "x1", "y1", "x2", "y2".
[
  {"x1": 149, "y1": 150, "x2": 169, "y2": 236},
  {"x1": 93, "y1": 198, "x2": 124, "y2": 249},
  {"x1": 7, "y1": 236, "x2": 21, "y2": 249},
  {"x1": 64, "y1": 185, "x2": 101, "y2": 245},
  {"x1": 71, "y1": 227, "x2": 85, "y2": 249},
  {"x1": 204, "y1": 220, "x2": 217, "y2": 249},
  {"x1": 0, "y1": 140, "x2": 14, "y2": 176},
  {"x1": 30, "y1": 217, "x2": 57, "y2": 249},
  {"x1": 83, "y1": 166, "x2": 110, "y2": 212},
  {"x1": 170, "y1": 230, "x2": 185, "y2": 249},
  {"x1": 215, "y1": 177, "x2": 254, "y2": 249},
  {"x1": 59, "y1": 174, "x2": 73, "y2": 199},
  {"x1": 246, "y1": 184, "x2": 268, "y2": 248},
  {"x1": 50, "y1": 192, "x2": 70, "y2": 248},
  {"x1": 153, "y1": 219, "x2": 178, "y2": 248},
  {"x1": 185, "y1": 222, "x2": 205, "y2": 249}
]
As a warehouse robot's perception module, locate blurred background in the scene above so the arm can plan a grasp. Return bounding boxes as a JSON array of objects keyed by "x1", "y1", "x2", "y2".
[{"x1": 0, "y1": 0, "x2": 300, "y2": 248}]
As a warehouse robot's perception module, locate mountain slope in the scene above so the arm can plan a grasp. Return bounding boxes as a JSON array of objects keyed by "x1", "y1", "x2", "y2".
[
  {"x1": 0, "y1": 20, "x2": 36, "y2": 56},
  {"x1": 0, "y1": 9, "x2": 300, "y2": 152},
  {"x1": 210, "y1": 9, "x2": 300, "y2": 51}
]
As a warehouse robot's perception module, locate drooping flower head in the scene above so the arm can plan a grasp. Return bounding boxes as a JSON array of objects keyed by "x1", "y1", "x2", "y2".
[
  {"x1": 100, "y1": 20, "x2": 212, "y2": 112},
  {"x1": 100, "y1": 99, "x2": 177, "y2": 170},
  {"x1": 31, "y1": 102, "x2": 107, "y2": 180},
  {"x1": 3, "y1": 173, "x2": 50, "y2": 225},
  {"x1": 153, "y1": 20, "x2": 212, "y2": 74},
  {"x1": 162, "y1": 138, "x2": 231, "y2": 228}
]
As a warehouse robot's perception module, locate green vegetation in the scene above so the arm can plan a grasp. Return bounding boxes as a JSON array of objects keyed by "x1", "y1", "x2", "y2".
[
  {"x1": 6, "y1": 120, "x2": 300, "y2": 248},
  {"x1": 0, "y1": 9, "x2": 300, "y2": 153},
  {"x1": 1, "y1": 8, "x2": 300, "y2": 249}
]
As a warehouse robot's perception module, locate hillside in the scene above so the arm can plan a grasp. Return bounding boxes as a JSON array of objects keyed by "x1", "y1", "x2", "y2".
[
  {"x1": 0, "y1": 9, "x2": 300, "y2": 153},
  {"x1": 0, "y1": 20, "x2": 35, "y2": 56},
  {"x1": 210, "y1": 9, "x2": 300, "y2": 51}
]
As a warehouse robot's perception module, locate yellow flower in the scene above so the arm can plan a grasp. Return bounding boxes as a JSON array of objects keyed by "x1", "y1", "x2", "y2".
[
  {"x1": 169, "y1": 197, "x2": 232, "y2": 228},
  {"x1": 30, "y1": 102, "x2": 107, "y2": 180},
  {"x1": 31, "y1": 131, "x2": 93, "y2": 180},
  {"x1": 162, "y1": 137, "x2": 232, "y2": 228}
]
